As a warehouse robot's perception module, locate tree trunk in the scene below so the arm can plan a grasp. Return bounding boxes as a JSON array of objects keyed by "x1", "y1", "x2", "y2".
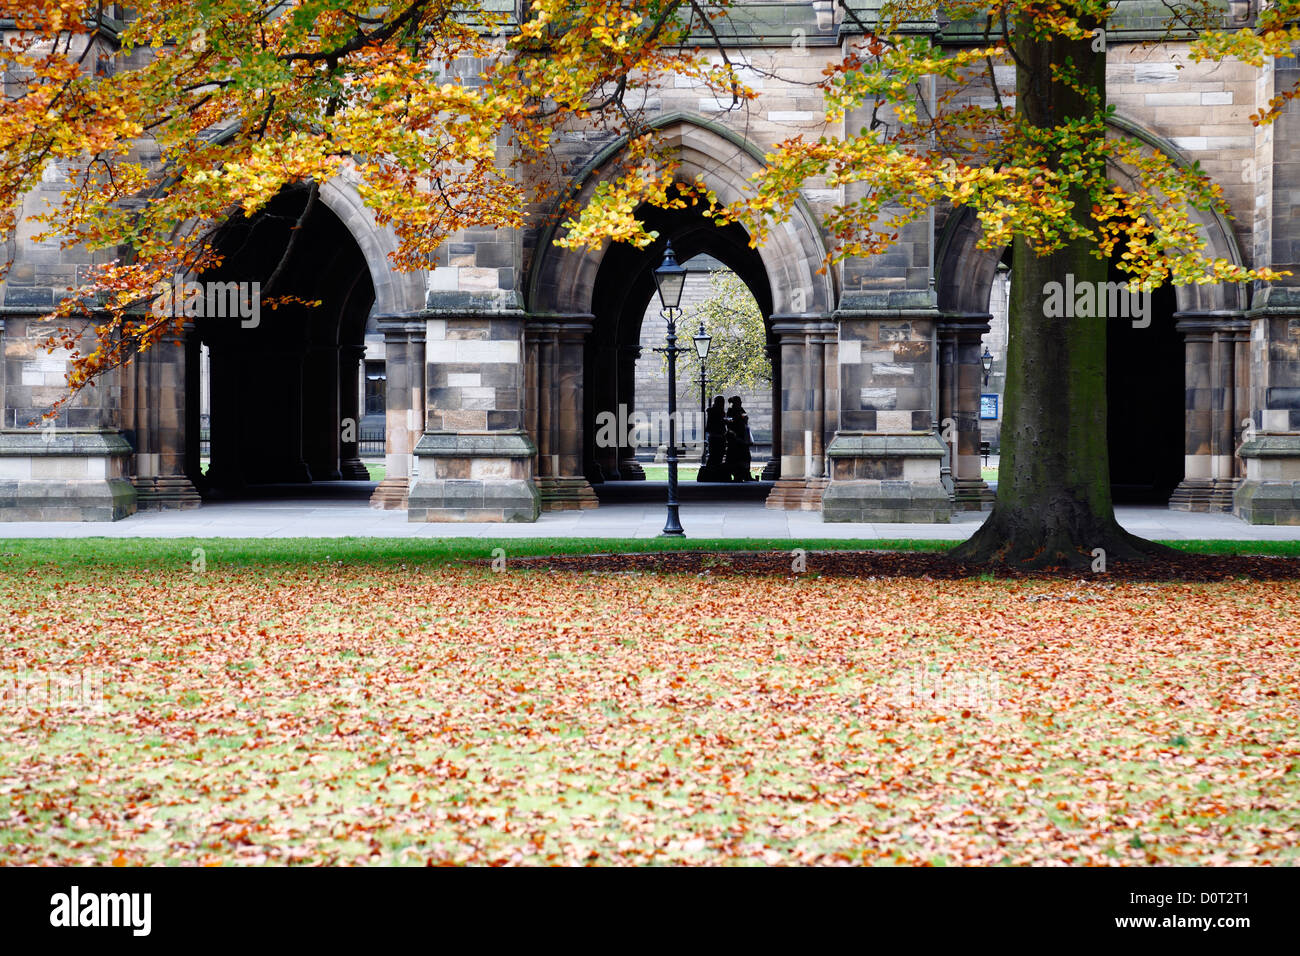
[{"x1": 952, "y1": 13, "x2": 1172, "y2": 569}]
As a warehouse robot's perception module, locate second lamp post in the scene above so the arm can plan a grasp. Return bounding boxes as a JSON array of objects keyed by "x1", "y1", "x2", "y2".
[{"x1": 652, "y1": 242, "x2": 688, "y2": 536}]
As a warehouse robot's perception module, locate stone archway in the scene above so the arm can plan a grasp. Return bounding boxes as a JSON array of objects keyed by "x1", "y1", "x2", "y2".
[
  {"x1": 933, "y1": 115, "x2": 1250, "y2": 511},
  {"x1": 125, "y1": 175, "x2": 429, "y2": 510},
  {"x1": 525, "y1": 116, "x2": 838, "y2": 510},
  {"x1": 315, "y1": 178, "x2": 431, "y2": 510},
  {"x1": 528, "y1": 114, "x2": 835, "y2": 318},
  {"x1": 194, "y1": 186, "x2": 376, "y2": 493}
]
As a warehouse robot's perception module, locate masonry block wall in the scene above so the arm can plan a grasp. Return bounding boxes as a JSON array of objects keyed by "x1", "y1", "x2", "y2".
[
  {"x1": 1236, "y1": 43, "x2": 1300, "y2": 524},
  {"x1": 0, "y1": 138, "x2": 136, "y2": 519}
]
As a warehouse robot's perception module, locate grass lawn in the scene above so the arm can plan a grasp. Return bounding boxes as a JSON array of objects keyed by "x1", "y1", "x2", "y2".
[
  {"x1": 638, "y1": 463, "x2": 699, "y2": 481},
  {"x1": 1, "y1": 539, "x2": 1297, "y2": 865}
]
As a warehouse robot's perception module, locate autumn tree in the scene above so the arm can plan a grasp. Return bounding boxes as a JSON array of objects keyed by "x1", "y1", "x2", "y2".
[
  {"x1": 700, "y1": 0, "x2": 1293, "y2": 568},
  {"x1": 0, "y1": 0, "x2": 748, "y2": 405}
]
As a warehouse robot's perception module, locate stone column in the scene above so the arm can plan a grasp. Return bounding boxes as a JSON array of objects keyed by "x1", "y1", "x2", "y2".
[
  {"x1": 760, "y1": 342, "x2": 782, "y2": 479},
  {"x1": 1171, "y1": 314, "x2": 1247, "y2": 512},
  {"x1": 939, "y1": 317, "x2": 995, "y2": 510},
  {"x1": 766, "y1": 316, "x2": 836, "y2": 510},
  {"x1": 1233, "y1": 321, "x2": 1252, "y2": 483},
  {"x1": 407, "y1": 310, "x2": 539, "y2": 521},
  {"x1": 821, "y1": 306, "x2": 952, "y2": 523},
  {"x1": 1234, "y1": 297, "x2": 1300, "y2": 524},
  {"x1": 130, "y1": 321, "x2": 202, "y2": 509},
  {"x1": 370, "y1": 314, "x2": 425, "y2": 509},
  {"x1": 528, "y1": 316, "x2": 598, "y2": 510},
  {"x1": 1210, "y1": 321, "x2": 1242, "y2": 508},
  {"x1": 338, "y1": 343, "x2": 369, "y2": 480}
]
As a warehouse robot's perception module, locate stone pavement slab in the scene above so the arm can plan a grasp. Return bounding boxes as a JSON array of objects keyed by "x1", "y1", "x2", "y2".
[{"x1": 1, "y1": 500, "x2": 1298, "y2": 540}]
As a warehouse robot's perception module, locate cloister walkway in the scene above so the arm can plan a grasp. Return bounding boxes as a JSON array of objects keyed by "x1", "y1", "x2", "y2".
[{"x1": 1, "y1": 499, "x2": 1298, "y2": 541}]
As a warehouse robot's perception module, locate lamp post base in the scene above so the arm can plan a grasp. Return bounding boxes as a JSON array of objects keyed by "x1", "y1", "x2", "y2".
[{"x1": 661, "y1": 504, "x2": 685, "y2": 537}]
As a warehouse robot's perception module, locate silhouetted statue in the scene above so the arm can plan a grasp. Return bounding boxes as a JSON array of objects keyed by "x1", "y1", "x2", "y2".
[
  {"x1": 698, "y1": 396, "x2": 729, "y2": 481},
  {"x1": 724, "y1": 396, "x2": 753, "y2": 482}
]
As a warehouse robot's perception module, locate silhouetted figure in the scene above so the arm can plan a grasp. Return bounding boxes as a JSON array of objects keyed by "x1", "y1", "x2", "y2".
[
  {"x1": 724, "y1": 396, "x2": 753, "y2": 482},
  {"x1": 697, "y1": 396, "x2": 729, "y2": 482}
]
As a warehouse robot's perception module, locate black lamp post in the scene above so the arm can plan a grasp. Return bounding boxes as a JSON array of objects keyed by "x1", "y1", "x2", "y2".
[
  {"x1": 981, "y1": 346, "x2": 994, "y2": 386},
  {"x1": 693, "y1": 320, "x2": 712, "y2": 453},
  {"x1": 652, "y1": 242, "x2": 688, "y2": 537}
]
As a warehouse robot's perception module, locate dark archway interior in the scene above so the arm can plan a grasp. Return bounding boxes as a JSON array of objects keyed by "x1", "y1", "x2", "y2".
[
  {"x1": 190, "y1": 187, "x2": 376, "y2": 495},
  {"x1": 998, "y1": 246, "x2": 1184, "y2": 505},
  {"x1": 584, "y1": 199, "x2": 777, "y2": 492},
  {"x1": 1105, "y1": 265, "x2": 1183, "y2": 503}
]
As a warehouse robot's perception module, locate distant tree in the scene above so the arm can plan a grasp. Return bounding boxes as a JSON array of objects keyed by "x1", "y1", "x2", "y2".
[{"x1": 677, "y1": 270, "x2": 770, "y2": 398}]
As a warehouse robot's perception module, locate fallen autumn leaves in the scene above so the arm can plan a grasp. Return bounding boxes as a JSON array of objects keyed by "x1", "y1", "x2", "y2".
[{"x1": 1, "y1": 556, "x2": 1297, "y2": 865}]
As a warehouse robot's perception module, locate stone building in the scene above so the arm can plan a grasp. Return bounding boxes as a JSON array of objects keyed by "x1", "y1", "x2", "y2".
[{"x1": 2, "y1": 2, "x2": 1299, "y2": 524}]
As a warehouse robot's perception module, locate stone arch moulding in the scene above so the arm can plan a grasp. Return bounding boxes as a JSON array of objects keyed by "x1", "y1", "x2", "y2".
[
  {"x1": 171, "y1": 120, "x2": 426, "y2": 318},
  {"x1": 316, "y1": 177, "x2": 426, "y2": 317},
  {"x1": 934, "y1": 114, "x2": 1249, "y2": 317},
  {"x1": 526, "y1": 113, "x2": 837, "y2": 317}
]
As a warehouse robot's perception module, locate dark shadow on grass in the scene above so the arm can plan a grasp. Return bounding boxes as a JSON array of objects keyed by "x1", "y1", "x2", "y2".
[{"x1": 498, "y1": 549, "x2": 1300, "y2": 582}]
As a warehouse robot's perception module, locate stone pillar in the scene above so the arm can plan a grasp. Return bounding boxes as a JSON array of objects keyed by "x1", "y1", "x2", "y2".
[
  {"x1": 939, "y1": 317, "x2": 995, "y2": 510},
  {"x1": 766, "y1": 316, "x2": 836, "y2": 509},
  {"x1": 1234, "y1": 298, "x2": 1300, "y2": 524},
  {"x1": 407, "y1": 311, "x2": 540, "y2": 521},
  {"x1": 338, "y1": 343, "x2": 370, "y2": 480},
  {"x1": 1172, "y1": 314, "x2": 1248, "y2": 512},
  {"x1": 370, "y1": 314, "x2": 425, "y2": 509},
  {"x1": 1233, "y1": 321, "x2": 1252, "y2": 483},
  {"x1": 0, "y1": 312, "x2": 136, "y2": 520},
  {"x1": 760, "y1": 342, "x2": 782, "y2": 479},
  {"x1": 129, "y1": 322, "x2": 202, "y2": 509},
  {"x1": 821, "y1": 307, "x2": 952, "y2": 523},
  {"x1": 527, "y1": 316, "x2": 598, "y2": 510}
]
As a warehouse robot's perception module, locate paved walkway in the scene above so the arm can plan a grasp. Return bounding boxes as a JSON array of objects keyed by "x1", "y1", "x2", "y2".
[{"x1": 1, "y1": 489, "x2": 1297, "y2": 540}]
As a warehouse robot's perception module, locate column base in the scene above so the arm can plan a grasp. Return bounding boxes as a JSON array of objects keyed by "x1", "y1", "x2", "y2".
[
  {"x1": 1169, "y1": 477, "x2": 1238, "y2": 513},
  {"x1": 760, "y1": 459, "x2": 780, "y2": 481},
  {"x1": 618, "y1": 459, "x2": 647, "y2": 480},
  {"x1": 537, "y1": 476, "x2": 599, "y2": 511},
  {"x1": 765, "y1": 477, "x2": 829, "y2": 510},
  {"x1": 822, "y1": 432, "x2": 952, "y2": 523},
  {"x1": 134, "y1": 475, "x2": 203, "y2": 510},
  {"x1": 952, "y1": 477, "x2": 995, "y2": 511},
  {"x1": 370, "y1": 476, "x2": 409, "y2": 510},
  {"x1": 0, "y1": 431, "x2": 137, "y2": 521},
  {"x1": 407, "y1": 431, "x2": 540, "y2": 522},
  {"x1": 1234, "y1": 436, "x2": 1300, "y2": 524},
  {"x1": 340, "y1": 457, "x2": 372, "y2": 481}
]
